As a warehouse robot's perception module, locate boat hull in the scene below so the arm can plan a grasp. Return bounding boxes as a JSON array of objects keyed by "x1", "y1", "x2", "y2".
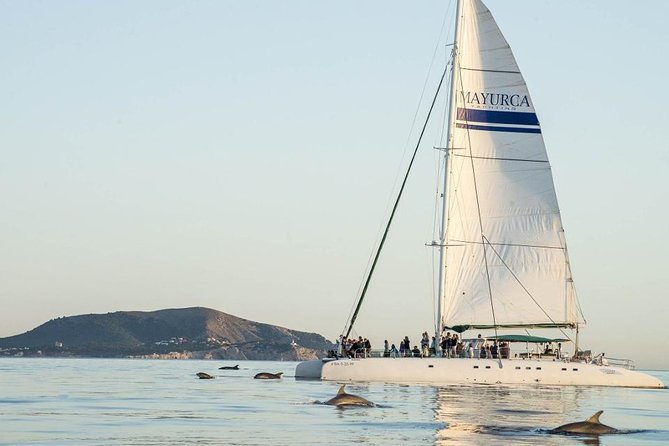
[{"x1": 295, "y1": 358, "x2": 664, "y2": 388}]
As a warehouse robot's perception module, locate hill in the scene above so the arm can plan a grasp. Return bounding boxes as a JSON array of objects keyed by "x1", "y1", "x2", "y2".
[{"x1": 0, "y1": 307, "x2": 333, "y2": 360}]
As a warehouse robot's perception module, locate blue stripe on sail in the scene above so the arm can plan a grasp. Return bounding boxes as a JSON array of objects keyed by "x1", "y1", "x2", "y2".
[
  {"x1": 457, "y1": 108, "x2": 539, "y2": 126},
  {"x1": 456, "y1": 123, "x2": 542, "y2": 134}
]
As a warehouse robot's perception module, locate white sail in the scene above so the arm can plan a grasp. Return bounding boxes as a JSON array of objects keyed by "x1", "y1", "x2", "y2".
[{"x1": 441, "y1": 0, "x2": 581, "y2": 329}]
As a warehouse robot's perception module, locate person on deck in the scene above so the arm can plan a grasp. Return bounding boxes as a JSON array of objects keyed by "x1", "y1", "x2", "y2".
[
  {"x1": 351, "y1": 338, "x2": 360, "y2": 357},
  {"x1": 456, "y1": 340, "x2": 464, "y2": 358},
  {"x1": 449, "y1": 334, "x2": 458, "y2": 358},
  {"x1": 443, "y1": 332, "x2": 452, "y2": 358},
  {"x1": 499, "y1": 341, "x2": 510, "y2": 359},
  {"x1": 440, "y1": 336, "x2": 449, "y2": 357},
  {"x1": 474, "y1": 334, "x2": 484, "y2": 359},
  {"x1": 421, "y1": 332, "x2": 429, "y2": 357}
]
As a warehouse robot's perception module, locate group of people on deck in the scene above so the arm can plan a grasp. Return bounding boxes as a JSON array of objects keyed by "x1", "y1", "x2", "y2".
[
  {"x1": 337, "y1": 336, "x2": 372, "y2": 358},
  {"x1": 334, "y1": 331, "x2": 525, "y2": 359},
  {"x1": 380, "y1": 332, "x2": 511, "y2": 359},
  {"x1": 332, "y1": 331, "x2": 570, "y2": 361}
]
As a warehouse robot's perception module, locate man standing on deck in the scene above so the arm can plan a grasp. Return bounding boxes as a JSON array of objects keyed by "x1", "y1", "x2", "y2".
[{"x1": 474, "y1": 334, "x2": 484, "y2": 359}]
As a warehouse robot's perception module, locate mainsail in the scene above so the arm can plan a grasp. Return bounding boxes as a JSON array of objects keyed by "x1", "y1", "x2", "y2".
[{"x1": 440, "y1": 0, "x2": 582, "y2": 330}]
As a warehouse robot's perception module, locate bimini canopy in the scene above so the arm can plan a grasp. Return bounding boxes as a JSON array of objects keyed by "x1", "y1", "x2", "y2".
[{"x1": 486, "y1": 334, "x2": 569, "y2": 343}]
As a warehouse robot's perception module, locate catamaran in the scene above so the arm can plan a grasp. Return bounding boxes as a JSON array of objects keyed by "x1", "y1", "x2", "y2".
[{"x1": 296, "y1": 0, "x2": 664, "y2": 388}]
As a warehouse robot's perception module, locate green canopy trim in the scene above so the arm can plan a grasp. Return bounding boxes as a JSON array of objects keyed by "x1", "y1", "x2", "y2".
[{"x1": 485, "y1": 334, "x2": 569, "y2": 343}]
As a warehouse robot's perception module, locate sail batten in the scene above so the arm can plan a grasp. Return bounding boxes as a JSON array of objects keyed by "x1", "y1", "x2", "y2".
[{"x1": 440, "y1": 0, "x2": 583, "y2": 330}]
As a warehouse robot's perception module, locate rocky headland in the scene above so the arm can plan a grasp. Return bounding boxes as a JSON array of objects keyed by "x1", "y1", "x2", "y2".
[{"x1": 0, "y1": 307, "x2": 333, "y2": 361}]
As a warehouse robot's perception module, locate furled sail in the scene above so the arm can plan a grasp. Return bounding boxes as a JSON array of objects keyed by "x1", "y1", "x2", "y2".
[{"x1": 441, "y1": 0, "x2": 582, "y2": 329}]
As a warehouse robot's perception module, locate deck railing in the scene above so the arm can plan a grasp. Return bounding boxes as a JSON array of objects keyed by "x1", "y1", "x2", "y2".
[
  {"x1": 602, "y1": 357, "x2": 635, "y2": 370},
  {"x1": 334, "y1": 348, "x2": 636, "y2": 369}
]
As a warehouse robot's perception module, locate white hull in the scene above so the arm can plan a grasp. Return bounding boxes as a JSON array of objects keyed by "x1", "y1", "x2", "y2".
[{"x1": 295, "y1": 358, "x2": 664, "y2": 388}]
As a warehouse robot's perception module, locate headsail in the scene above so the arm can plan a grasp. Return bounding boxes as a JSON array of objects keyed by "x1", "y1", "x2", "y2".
[{"x1": 440, "y1": 0, "x2": 582, "y2": 329}]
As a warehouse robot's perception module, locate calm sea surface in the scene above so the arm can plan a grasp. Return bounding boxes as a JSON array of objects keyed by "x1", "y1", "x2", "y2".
[{"x1": 0, "y1": 358, "x2": 667, "y2": 445}]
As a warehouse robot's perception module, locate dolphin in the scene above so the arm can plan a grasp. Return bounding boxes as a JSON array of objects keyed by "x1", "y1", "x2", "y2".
[
  {"x1": 219, "y1": 365, "x2": 240, "y2": 370},
  {"x1": 196, "y1": 372, "x2": 215, "y2": 379},
  {"x1": 551, "y1": 411, "x2": 617, "y2": 435},
  {"x1": 254, "y1": 372, "x2": 283, "y2": 380},
  {"x1": 324, "y1": 384, "x2": 374, "y2": 407}
]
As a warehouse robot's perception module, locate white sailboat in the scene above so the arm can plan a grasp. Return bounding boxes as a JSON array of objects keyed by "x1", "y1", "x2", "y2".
[{"x1": 296, "y1": 0, "x2": 664, "y2": 388}]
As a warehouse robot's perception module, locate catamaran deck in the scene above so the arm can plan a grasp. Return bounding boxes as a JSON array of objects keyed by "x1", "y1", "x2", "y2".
[{"x1": 295, "y1": 357, "x2": 664, "y2": 388}]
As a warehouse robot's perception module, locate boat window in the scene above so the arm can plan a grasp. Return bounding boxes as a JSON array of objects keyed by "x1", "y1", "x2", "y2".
[
  {"x1": 525, "y1": 366, "x2": 531, "y2": 370},
  {"x1": 536, "y1": 367, "x2": 542, "y2": 370},
  {"x1": 515, "y1": 366, "x2": 521, "y2": 370},
  {"x1": 485, "y1": 366, "x2": 491, "y2": 369},
  {"x1": 561, "y1": 368, "x2": 567, "y2": 371},
  {"x1": 473, "y1": 365, "x2": 479, "y2": 369},
  {"x1": 428, "y1": 365, "x2": 434, "y2": 368},
  {"x1": 572, "y1": 368, "x2": 579, "y2": 371}
]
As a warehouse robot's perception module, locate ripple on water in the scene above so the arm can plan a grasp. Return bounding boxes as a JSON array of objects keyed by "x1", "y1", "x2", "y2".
[{"x1": 0, "y1": 359, "x2": 667, "y2": 446}]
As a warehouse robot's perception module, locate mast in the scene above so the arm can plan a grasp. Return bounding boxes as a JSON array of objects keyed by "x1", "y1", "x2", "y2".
[{"x1": 436, "y1": 0, "x2": 462, "y2": 343}]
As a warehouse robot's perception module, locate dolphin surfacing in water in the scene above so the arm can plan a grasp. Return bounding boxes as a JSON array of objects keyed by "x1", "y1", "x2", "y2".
[
  {"x1": 196, "y1": 372, "x2": 215, "y2": 379},
  {"x1": 219, "y1": 365, "x2": 240, "y2": 370},
  {"x1": 551, "y1": 411, "x2": 617, "y2": 435},
  {"x1": 254, "y1": 372, "x2": 283, "y2": 380},
  {"x1": 324, "y1": 385, "x2": 374, "y2": 407}
]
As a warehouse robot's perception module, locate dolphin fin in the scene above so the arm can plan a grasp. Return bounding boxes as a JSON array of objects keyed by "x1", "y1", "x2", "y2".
[
  {"x1": 337, "y1": 384, "x2": 347, "y2": 395},
  {"x1": 586, "y1": 410, "x2": 604, "y2": 423}
]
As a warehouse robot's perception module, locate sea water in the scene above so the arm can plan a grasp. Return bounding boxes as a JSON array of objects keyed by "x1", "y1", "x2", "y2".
[{"x1": 0, "y1": 358, "x2": 667, "y2": 445}]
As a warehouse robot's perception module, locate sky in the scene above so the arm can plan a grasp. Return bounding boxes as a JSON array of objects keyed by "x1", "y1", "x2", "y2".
[{"x1": 1, "y1": 0, "x2": 668, "y2": 370}]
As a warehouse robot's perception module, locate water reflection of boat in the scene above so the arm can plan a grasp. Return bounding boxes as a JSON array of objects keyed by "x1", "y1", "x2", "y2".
[{"x1": 434, "y1": 385, "x2": 593, "y2": 445}]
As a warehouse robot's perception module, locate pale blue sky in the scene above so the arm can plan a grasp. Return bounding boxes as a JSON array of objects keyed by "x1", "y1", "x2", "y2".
[{"x1": 1, "y1": 1, "x2": 668, "y2": 369}]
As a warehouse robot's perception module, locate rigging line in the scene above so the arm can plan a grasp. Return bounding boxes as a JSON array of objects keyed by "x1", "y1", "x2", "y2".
[
  {"x1": 343, "y1": 3, "x2": 456, "y2": 340},
  {"x1": 481, "y1": 234, "x2": 574, "y2": 343},
  {"x1": 432, "y1": 64, "x2": 453, "y2": 248},
  {"x1": 451, "y1": 154, "x2": 549, "y2": 163},
  {"x1": 430, "y1": 150, "x2": 446, "y2": 335},
  {"x1": 455, "y1": 60, "x2": 500, "y2": 341},
  {"x1": 433, "y1": 57, "x2": 455, "y2": 240},
  {"x1": 437, "y1": 0, "x2": 457, "y2": 149},
  {"x1": 430, "y1": 246, "x2": 437, "y2": 330},
  {"x1": 426, "y1": 246, "x2": 438, "y2": 332},
  {"x1": 343, "y1": 65, "x2": 450, "y2": 340},
  {"x1": 431, "y1": 149, "x2": 449, "y2": 333},
  {"x1": 432, "y1": 55, "x2": 455, "y2": 337},
  {"x1": 559, "y1": 228, "x2": 587, "y2": 324},
  {"x1": 400, "y1": 0, "x2": 454, "y2": 173},
  {"x1": 437, "y1": 2, "x2": 465, "y2": 338},
  {"x1": 342, "y1": 0, "x2": 457, "y2": 339}
]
